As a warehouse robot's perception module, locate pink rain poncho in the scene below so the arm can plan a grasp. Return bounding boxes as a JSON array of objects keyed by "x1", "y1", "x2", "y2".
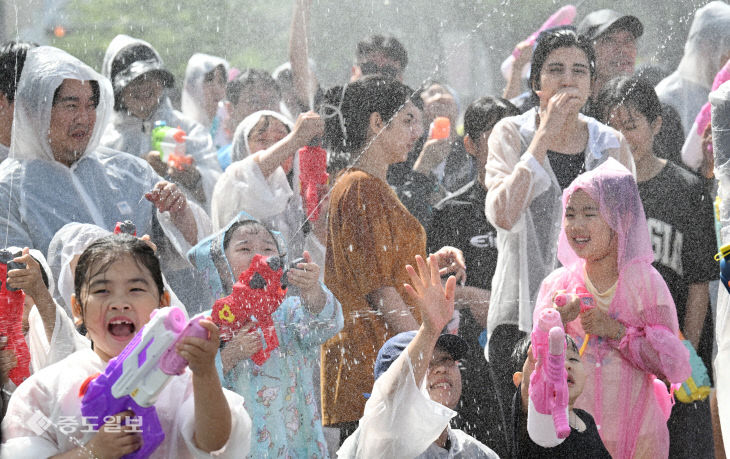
[{"x1": 533, "y1": 158, "x2": 690, "y2": 458}]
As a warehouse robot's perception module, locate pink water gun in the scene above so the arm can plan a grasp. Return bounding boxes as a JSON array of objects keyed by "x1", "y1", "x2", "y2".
[
  {"x1": 554, "y1": 285, "x2": 595, "y2": 356},
  {"x1": 500, "y1": 5, "x2": 578, "y2": 80},
  {"x1": 528, "y1": 308, "x2": 571, "y2": 447}
]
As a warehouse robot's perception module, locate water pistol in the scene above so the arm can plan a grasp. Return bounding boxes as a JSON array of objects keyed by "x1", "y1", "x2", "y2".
[
  {"x1": 527, "y1": 308, "x2": 570, "y2": 447},
  {"x1": 0, "y1": 249, "x2": 30, "y2": 386},
  {"x1": 715, "y1": 243, "x2": 730, "y2": 294},
  {"x1": 298, "y1": 144, "x2": 329, "y2": 222},
  {"x1": 554, "y1": 286, "x2": 595, "y2": 356},
  {"x1": 79, "y1": 307, "x2": 208, "y2": 459},
  {"x1": 674, "y1": 331, "x2": 711, "y2": 403},
  {"x1": 500, "y1": 5, "x2": 577, "y2": 80},
  {"x1": 428, "y1": 117, "x2": 451, "y2": 140},
  {"x1": 212, "y1": 254, "x2": 287, "y2": 365},
  {"x1": 151, "y1": 121, "x2": 193, "y2": 171},
  {"x1": 114, "y1": 220, "x2": 137, "y2": 236}
]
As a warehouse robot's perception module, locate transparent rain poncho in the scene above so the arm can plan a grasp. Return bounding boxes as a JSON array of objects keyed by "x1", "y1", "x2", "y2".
[
  {"x1": 532, "y1": 158, "x2": 690, "y2": 458},
  {"x1": 181, "y1": 53, "x2": 229, "y2": 129},
  {"x1": 656, "y1": 1, "x2": 730, "y2": 134},
  {"x1": 482, "y1": 109, "x2": 634, "y2": 353},
  {"x1": 710, "y1": 79, "x2": 730, "y2": 453},
  {"x1": 99, "y1": 35, "x2": 222, "y2": 211},
  {"x1": 0, "y1": 45, "x2": 212, "y2": 311},
  {"x1": 211, "y1": 110, "x2": 307, "y2": 260}
]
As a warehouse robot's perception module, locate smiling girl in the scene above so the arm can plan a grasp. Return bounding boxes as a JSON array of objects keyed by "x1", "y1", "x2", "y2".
[
  {"x1": 1, "y1": 235, "x2": 252, "y2": 458},
  {"x1": 533, "y1": 158, "x2": 690, "y2": 458}
]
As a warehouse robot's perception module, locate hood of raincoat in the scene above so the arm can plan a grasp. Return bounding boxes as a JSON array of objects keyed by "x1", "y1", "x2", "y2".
[
  {"x1": 231, "y1": 110, "x2": 294, "y2": 164},
  {"x1": 674, "y1": 1, "x2": 730, "y2": 90},
  {"x1": 181, "y1": 53, "x2": 229, "y2": 128},
  {"x1": 101, "y1": 34, "x2": 174, "y2": 110},
  {"x1": 187, "y1": 211, "x2": 287, "y2": 299},
  {"x1": 47, "y1": 221, "x2": 189, "y2": 318},
  {"x1": 557, "y1": 157, "x2": 654, "y2": 276},
  {"x1": 9, "y1": 46, "x2": 113, "y2": 163}
]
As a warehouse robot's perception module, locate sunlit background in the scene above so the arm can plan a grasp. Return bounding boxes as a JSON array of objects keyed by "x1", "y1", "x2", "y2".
[{"x1": 0, "y1": 0, "x2": 713, "y2": 112}]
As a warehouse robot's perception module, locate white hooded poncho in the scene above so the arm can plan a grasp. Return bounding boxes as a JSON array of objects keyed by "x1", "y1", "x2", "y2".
[
  {"x1": 0, "y1": 45, "x2": 212, "y2": 311},
  {"x1": 181, "y1": 53, "x2": 229, "y2": 129},
  {"x1": 99, "y1": 35, "x2": 222, "y2": 211},
  {"x1": 656, "y1": 1, "x2": 730, "y2": 134}
]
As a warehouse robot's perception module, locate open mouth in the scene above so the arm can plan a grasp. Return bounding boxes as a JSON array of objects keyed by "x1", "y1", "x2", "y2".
[
  {"x1": 431, "y1": 381, "x2": 453, "y2": 390},
  {"x1": 107, "y1": 317, "x2": 136, "y2": 338},
  {"x1": 567, "y1": 375, "x2": 575, "y2": 386}
]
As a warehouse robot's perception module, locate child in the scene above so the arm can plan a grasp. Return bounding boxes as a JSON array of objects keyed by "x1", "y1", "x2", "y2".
[
  {"x1": 1, "y1": 234, "x2": 252, "y2": 457},
  {"x1": 510, "y1": 335, "x2": 610, "y2": 457},
  {"x1": 533, "y1": 158, "x2": 690, "y2": 458},
  {"x1": 188, "y1": 212, "x2": 343, "y2": 458}
]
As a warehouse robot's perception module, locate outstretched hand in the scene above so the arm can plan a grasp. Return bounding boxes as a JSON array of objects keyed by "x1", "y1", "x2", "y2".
[{"x1": 404, "y1": 254, "x2": 456, "y2": 335}]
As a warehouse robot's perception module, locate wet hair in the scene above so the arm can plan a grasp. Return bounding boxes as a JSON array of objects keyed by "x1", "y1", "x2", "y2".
[
  {"x1": 203, "y1": 64, "x2": 226, "y2": 84},
  {"x1": 463, "y1": 96, "x2": 519, "y2": 144},
  {"x1": 356, "y1": 34, "x2": 408, "y2": 71},
  {"x1": 73, "y1": 234, "x2": 164, "y2": 314},
  {"x1": 322, "y1": 75, "x2": 410, "y2": 158},
  {"x1": 52, "y1": 80, "x2": 100, "y2": 107},
  {"x1": 0, "y1": 41, "x2": 36, "y2": 103},
  {"x1": 595, "y1": 75, "x2": 662, "y2": 125},
  {"x1": 529, "y1": 27, "x2": 596, "y2": 96},
  {"x1": 226, "y1": 69, "x2": 279, "y2": 106},
  {"x1": 511, "y1": 333, "x2": 580, "y2": 375},
  {"x1": 223, "y1": 220, "x2": 282, "y2": 256}
]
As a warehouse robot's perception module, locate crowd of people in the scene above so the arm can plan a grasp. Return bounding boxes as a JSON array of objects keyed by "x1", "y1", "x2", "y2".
[{"x1": 0, "y1": 1, "x2": 729, "y2": 457}]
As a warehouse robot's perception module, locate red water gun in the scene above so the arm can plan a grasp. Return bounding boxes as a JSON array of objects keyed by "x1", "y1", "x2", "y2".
[
  {"x1": 212, "y1": 255, "x2": 287, "y2": 365},
  {"x1": 298, "y1": 145, "x2": 329, "y2": 222},
  {"x1": 0, "y1": 249, "x2": 30, "y2": 386}
]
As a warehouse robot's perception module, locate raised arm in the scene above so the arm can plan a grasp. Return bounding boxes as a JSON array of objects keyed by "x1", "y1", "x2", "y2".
[
  {"x1": 289, "y1": 0, "x2": 317, "y2": 109},
  {"x1": 251, "y1": 111, "x2": 323, "y2": 178}
]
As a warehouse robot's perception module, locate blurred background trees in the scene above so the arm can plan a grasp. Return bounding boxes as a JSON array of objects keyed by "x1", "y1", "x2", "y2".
[{"x1": 0, "y1": 0, "x2": 709, "y2": 110}]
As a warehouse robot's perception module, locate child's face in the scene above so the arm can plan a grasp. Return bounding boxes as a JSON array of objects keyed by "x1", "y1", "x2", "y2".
[
  {"x1": 565, "y1": 343, "x2": 586, "y2": 405},
  {"x1": 77, "y1": 254, "x2": 165, "y2": 362},
  {"x1": 224, "y1": 224, "x2": 280, "y2": 281},
  {"x1": 517, "y1": 341, "x2": 587, "y2": 409},
  {"x1": 247, "y1": 117, "x2": 290, "y2": 155},
  {"x1": 121, "y1": 74, "x2": 164, "y2": 120},
  {"x1": 564, "y1": 190, "x2": 617, "y2": 262},
  {"x1": 426, "y1": 347, "x2": 462, "y2": 410}
]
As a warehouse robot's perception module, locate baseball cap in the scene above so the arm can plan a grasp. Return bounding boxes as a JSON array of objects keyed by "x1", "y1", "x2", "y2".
[
  {"x1": 373, "y1": 330, "x2": 468, "y2": 382},
  {"x1": 109, "y1": 43, "x2": 174, "y2": 92},
  {"x1": 577, "y1": 9, "x2": 644, "y2": 41}
]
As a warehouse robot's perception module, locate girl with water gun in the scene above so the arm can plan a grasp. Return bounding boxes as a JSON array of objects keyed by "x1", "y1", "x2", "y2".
[
  {"x1": 1, "y1": 235, "x2": 252, "y2": 458},
  {"x1": 187, "y1": 212, "x2": 343, "y2": 458},
  {"x1": 532, "y1": 159, "x2": 690, "y2": 458}
]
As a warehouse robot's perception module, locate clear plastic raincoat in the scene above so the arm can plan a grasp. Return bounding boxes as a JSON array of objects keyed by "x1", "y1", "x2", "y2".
[
  {"x1": 0, "y1": 45, "x2": 212, "y2": 311},
  {"x1": 211, "y1": 110, "x2": 308, "y2": 260},
  {"x1": 99, "y1": 35, "x2": 222, "y2": 210},
  {"x1": 483, "y1": 109, "x2": 634, "y2": 352},
  {"x1": 181, "y1": 53, "x2": 229, "y2": 130},
  {"x1": 656, "y1": 1, "x2": 730, "y2": 134}
]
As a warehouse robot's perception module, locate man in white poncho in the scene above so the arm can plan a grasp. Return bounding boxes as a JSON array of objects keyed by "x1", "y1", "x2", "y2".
[{"x1": 0, "y1": 45, "x2": 213, "y2": 311}]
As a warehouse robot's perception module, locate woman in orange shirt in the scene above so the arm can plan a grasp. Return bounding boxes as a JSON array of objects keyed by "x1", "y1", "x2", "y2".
[{"x1": 320, "y1": 76, "x2": 464, "y2": 442}]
